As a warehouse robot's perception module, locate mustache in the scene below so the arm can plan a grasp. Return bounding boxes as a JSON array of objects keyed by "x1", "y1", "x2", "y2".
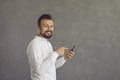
[{"x1": 45, "y1": 31, "x2": 52, "y2": 33}]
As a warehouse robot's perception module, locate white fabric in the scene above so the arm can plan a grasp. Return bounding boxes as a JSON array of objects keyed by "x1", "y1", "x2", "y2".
[{"x1": 27, "y1": 36, "x2": 66, "y2": 80}]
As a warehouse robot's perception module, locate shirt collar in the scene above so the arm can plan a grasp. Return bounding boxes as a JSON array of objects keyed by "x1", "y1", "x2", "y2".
[{"x1": 35, "y1": 35, "x2": 48, "y2": 42}]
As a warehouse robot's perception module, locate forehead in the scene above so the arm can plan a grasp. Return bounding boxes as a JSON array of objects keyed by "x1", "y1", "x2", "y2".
[{"x1": 41, "y1": 19, "x2": 54, "y2": 25}]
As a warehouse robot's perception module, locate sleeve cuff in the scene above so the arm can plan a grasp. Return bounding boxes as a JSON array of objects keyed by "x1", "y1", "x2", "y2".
[
  {"x1": 61, "y1": 57, "x2": 66, "y2": 63},
  {"x1": 52, "y1": 51, "x2": 59, "y2": 60}
]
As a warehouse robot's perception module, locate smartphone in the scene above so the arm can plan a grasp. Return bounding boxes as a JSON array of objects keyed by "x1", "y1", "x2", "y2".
[{"x1": 70, "y1": 45, "x2": 76, "y2": 51}]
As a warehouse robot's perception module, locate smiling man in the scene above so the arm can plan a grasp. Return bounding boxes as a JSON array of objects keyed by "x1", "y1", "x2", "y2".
[{"x1": 27, "y1": 14, "x2": 74, "y2": 80}]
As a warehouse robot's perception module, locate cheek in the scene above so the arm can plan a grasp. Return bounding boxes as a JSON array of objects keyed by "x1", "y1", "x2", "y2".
[
  {"x1": 41, "y1": 27, "x2": 47, "y2": 33},
  {"x1": 52, "y1": 28, "x2": 54, "y2": 31}
]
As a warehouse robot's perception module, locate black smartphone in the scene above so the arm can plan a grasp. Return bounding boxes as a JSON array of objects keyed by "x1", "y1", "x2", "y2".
[{"x1": 70, "y1": 45, "x2": 76, "y2": 51}]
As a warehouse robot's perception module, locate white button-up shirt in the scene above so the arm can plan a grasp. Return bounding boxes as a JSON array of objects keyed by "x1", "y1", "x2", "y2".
[{"x1": 27, "y1": 36, "x2": 66, "y2": 80}]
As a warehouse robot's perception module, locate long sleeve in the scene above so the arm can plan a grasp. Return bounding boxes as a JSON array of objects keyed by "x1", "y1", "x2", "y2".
[
  {"x1": 27, "y1": 43, "x2": 58, "y2": 80},
  {"x1": 55, "y1": 57, "x2": 66, "y2": 68}
]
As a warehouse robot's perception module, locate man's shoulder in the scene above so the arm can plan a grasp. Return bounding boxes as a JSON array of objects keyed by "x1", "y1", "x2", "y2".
[
  {"x1": 27, "y1": 36, "x2": 43, "y2": 47},
  {"x1": 27, "y1": 36, "x2": 43, "y2": 55}
]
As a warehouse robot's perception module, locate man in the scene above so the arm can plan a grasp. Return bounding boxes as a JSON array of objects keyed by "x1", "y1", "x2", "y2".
[{"x1": 27, "y1": 14, "x2": 74, "y2": 80}]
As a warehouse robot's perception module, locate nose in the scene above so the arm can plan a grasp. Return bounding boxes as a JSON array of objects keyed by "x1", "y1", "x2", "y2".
[{"x1": 48, "y1": 26, "x2": 52, "y2": 31}]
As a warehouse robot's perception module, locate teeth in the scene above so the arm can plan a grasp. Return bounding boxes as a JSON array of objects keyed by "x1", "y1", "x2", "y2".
[{"x1": 46, "y1": 32, "x2": 51, "y2": 34}]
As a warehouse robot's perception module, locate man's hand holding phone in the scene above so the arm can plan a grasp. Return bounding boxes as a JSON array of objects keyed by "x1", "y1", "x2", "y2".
[{"x1": 64, "y1": 45, "x2": 76, "y2": 61}]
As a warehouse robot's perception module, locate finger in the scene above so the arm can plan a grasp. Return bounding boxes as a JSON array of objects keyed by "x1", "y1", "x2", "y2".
[
  {"x1": 69, "y1": 50, "x2": 74, "y2": 53},
  {"x1": 69, "y1": 51, "x2": 74, "y2": 55},
  {"x1": 64, "y1": 48, "x2": 69, "y2": 53},
  {"x1": 67, "y1": 54, "x2": 72, "y2": 59},
  {"x1": 67, "y1": 52, "x2": 74, "y2": 56},
  {"x1": 67, "y1": 53, "x2": 74, "y2": 57}
]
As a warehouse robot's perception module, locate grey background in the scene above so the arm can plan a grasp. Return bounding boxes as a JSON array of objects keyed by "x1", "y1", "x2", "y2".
[{"x1": 0, "y1": 0, "x2": 120, "y2": 80}]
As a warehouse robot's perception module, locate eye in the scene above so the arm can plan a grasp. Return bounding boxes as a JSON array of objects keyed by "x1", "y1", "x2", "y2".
[
  {"x1": 43, "y1": 25, "x2": 48, "y2": 28},
  {"x1": 51, "y1": 26, "x2": 54, "y2": 28}
]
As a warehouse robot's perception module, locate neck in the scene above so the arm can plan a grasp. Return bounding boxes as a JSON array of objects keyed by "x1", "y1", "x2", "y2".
[
  {"x1": 37, "y1": 33, "x2": 48, "y2": 40},
  {"x1": 37, "y1": 34, "x2": 42, "y2": 37}
]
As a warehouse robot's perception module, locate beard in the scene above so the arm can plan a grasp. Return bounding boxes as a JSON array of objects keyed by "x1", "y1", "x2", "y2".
[{"x1": 41, "y1": 31, "x2": 53, "y2": 39}]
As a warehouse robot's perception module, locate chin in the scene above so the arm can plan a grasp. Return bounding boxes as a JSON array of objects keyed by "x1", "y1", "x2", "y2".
[{"x1": 44, "y1": 35, "x2": 52, "y2": 39}]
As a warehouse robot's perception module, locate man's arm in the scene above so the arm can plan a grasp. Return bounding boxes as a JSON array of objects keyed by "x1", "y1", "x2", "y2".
[
  {"x1": 55, "y1": 57, "x2": 66, "y2": 68},
  {"x1": 27, "y1": 43, "x2": 58, "y2": 80},
  {"x1": 55, "y1": 49, "x2": 74, "y2": 69}
]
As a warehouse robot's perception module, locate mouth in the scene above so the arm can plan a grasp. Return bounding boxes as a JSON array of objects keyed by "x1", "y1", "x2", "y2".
[
  {"x1": 45, "y1": 31, "x2": 52, "y2": 35},
  {"x1": 46, "y1": 31, "x2": 51, "y2": 34},
  {"x1": 41, "y1": 31, "x2": 53, "y2": 39}
]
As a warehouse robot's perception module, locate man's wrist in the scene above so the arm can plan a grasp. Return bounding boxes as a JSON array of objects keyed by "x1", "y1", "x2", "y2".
[{"x1": 53, "y1": 51, "x2": 59, "y2": 58}]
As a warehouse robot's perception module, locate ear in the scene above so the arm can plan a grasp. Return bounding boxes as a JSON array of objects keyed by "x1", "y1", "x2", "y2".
[{"x1": 38, "y1": 25, "x2": 41, "y2": 29}]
